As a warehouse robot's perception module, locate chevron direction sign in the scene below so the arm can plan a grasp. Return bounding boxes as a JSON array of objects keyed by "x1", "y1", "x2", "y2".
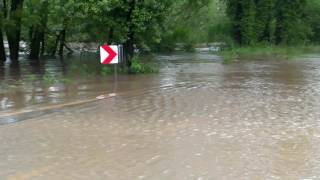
[{"x1": 100, "y1": 45, "x2": 119, "y2": 64}]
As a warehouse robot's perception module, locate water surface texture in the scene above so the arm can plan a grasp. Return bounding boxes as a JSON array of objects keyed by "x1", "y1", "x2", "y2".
[{"x1": 1, "y1": 53, "x2": 320, "y2": 179}]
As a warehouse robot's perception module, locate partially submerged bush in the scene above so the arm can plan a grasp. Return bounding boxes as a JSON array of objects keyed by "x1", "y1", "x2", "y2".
[
  {"x1": 100, "y1": 66, "x2": 113, "y2": 76},
  {"x1": 129, "y1": 56, "x2": 159, "y2": 74},
  {"x1": 100, "y1": 56, "x2": 159, "y2": 75},
  {"x1": 182, "y1": 43, "x2": 196, "y2": 52}
]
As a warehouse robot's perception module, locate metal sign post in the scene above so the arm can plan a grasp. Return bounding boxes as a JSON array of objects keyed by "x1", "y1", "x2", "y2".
[{"x1": 100, "y1": 44, "x2": 123, "y2": 95}]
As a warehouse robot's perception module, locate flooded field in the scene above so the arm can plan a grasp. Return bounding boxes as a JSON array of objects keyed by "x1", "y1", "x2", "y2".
[{"x1": 1, "y1": 53, "x2": 320, "y2": 179}]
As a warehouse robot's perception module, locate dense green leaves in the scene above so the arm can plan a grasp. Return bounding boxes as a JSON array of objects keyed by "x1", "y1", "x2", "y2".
[
  {"x1": 224, "y1": 0, "x2": 315, "y2": 46},
  {"x1": 306, "y1": 0, "x2": 320, "y2": 43},
  {"x1": 1, "y1": 0, "x2": 320, "y2": 64}
]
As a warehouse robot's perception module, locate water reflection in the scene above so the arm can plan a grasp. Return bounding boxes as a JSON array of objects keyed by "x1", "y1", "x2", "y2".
[
  {"x1": 1, "y1": 53, "x2": 320, "y2": 179},
  {"x1": 0, "y1": 55, "x2": 110, "y2": 113},
  {"x1": 0, "y1": 53, "x2": 319, "y2": 116}
]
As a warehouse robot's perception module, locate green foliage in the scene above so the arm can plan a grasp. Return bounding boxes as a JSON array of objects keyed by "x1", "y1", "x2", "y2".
[
  {"x1": 208, "y1": 18, "x2": 232, "y2": 42},
  {"x1": 2, "y1": 0, "x2": 320, "y2": 64},
  {"x1": 2, "y1": 0, "x2": 175, "y2": 60},
  {"x1": 129, "y1": 56, "x2": 159, "y2": 74},
  {"x1": 182, "y1": 42, "x2": 196, "y2": 52},
  {"x1": 25, "y1": 74, "x2": 36, "y2": 82},
  {"x1": 305, "y1": 0, "x2": 320, "y2": 43},
  {"x1": 154, "y1": 33, "x2": 176, "y2": 52},
  {"x1": 240, "y1": 0, "x2": 256, "y2": 45},
  {"x1": 43, "y1": 73, "x2": 58, "y2": 86},
  {"x1": 100, "y1": 66, "x2": 113, "y2": 76},
  {"x1": 153, "y1": 0, "x2": 221, "y2": 52},
  {"x1": 223, "y1": 0, "x2": 319, "y2": 46},
  {"x1": 219, "y1": 45, "x2": 320, "y2": 63},
  {"x1": 274, "y1": 0, "x2": 310, "y2": 45},
  {"x1": 224, "y1": 0, "x2": 262, "y2": 45},
  {"x1": 255, "y1": 0, "x2": 275, "y2": 42}
]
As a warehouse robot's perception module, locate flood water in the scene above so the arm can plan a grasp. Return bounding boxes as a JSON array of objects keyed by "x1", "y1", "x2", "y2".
[{"x1": 1, "y1": 53, "x2": 320, "y2": 179}]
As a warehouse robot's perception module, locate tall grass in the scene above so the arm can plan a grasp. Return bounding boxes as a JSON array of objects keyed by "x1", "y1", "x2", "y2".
[{"x1": 219, "y1": 45, "x2": 320, "y2": 63}]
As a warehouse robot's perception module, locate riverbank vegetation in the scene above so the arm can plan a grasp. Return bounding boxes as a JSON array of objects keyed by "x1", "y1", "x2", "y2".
[
  {"x1": 220, "y1": 45, "x2": 320, "y2": 64},
  {"x1": 1, "y1": 0, "x2": 320, "y2": 68},
  {"x1": 100, "y1": 56, "x2": 159, "y2": 75},
  {"x1": 0, "y1": 0, "x2": 175, "y2": 66},
  {"x1": 0, "y1": 0, "x2": 213, "y2": 67},
  {"x1": 218, "y1": 0, "x2": 320, "y2": 62}
]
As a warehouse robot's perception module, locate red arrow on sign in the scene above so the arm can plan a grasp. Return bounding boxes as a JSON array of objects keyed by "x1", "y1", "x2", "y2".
[{"x1": 100, "y1": 45, "x2": 118, "y2": 65}]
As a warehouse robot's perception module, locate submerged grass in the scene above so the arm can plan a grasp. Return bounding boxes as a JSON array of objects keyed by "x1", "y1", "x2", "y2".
[
  {"x1": 219, "y1": 45, "x2": 320, "y2": 64},
  {"x1": 129, "y1": 56, "x2": 159, "y2": 74},
  {"x1": 100, "y1": 55, "x2": 159, "y2": 75}
]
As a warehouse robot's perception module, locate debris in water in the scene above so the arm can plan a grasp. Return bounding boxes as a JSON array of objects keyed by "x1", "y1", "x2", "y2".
[
  {"x1": 96, "y1": 95, "x2": 107, "y2": 100},
  {"x1": 109, "y1": 93, "x2": 117, "y2": 97},
  {"x1": 96, "y1": 93, "x2": 116, "y2": 100}
]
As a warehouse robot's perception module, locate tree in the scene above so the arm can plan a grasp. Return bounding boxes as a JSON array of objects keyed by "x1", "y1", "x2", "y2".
[
  {"x1": 28, "y1": 0, "x2": 49, "y2": 60},
  {"x1": 123, "y1": 0, "x2": 136, "y2": 67},
  {"x1": 255, "y1": 0, "x2": 275, "y2": 42},
  {"x1": 306, "y1": 0, "x2": 320, "y2": 43},
  {"x1": 79, "y1": 0, "x2": 172, "y2": 67},
  {"x1": 224, "y1": 0, "x2": 311, "y2": 46},
  {"x1": 0, "y1": 0, "x2": 6, "y2": 62},
  {"x1": 58, "y1": 17, "x2": 68, "y2": 57},
  {"x1": 225, "y1": 0, "x2": 243, "y2": 44},
  {"x1": 6, "y1": 0, "x2": 24, "y2": 64},
  {"x1": 240, "y1": 0, "x2": 256, "y2": 45},
  {"x1": 224, "y1": 0, "x2": 257, "y2": 45},
  {"x1": 121, "y1": 0, "x2": 172, "y2": 66},
  {"x1": 0, "y1": 26, "x2": 5, "y2": 63},
  {"x1": 46, "y1": 0, "x2": 78, "y2": 57},
  {"x1": 275, "y1": 0, "x2": 309, "y2": 45}
]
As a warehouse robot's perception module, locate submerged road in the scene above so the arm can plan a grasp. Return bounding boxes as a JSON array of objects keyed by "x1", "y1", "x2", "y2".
[{"x1": 1, "y1": 53, "x2": 320, "y2": 179}]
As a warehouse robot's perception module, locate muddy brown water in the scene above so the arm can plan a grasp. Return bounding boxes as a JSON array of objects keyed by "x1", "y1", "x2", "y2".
[{"x1": 1, "y1": 53, "x2": 320, "y2": 179}]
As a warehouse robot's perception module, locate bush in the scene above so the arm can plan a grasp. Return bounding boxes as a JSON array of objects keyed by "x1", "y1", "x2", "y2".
[
  {"x1": 100, "y1": 66, "x2": 113, "y2": 76},
  {"x1": 182, "y1": 43, "x2": 196, "y2": 52},
  {"x1": 129, "y1": 56, "x2": 159, "y2": 74}
]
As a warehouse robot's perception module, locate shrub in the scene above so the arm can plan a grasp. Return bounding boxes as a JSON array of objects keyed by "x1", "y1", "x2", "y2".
[
  {"x1": 129, "y1": 56, "x2": 159, "y2": 74},
  {"x1": 100, "y1": 66, "x2": 113, "y2": 76}
]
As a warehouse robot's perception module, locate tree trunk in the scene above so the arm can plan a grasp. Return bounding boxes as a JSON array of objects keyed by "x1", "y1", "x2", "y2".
[
  {"x1": 262, "y1": 16, "x2": 273, "y2": 43},
  {"x1": 58, "y1": 28, "x2": 66, "y2": 57},
  {"x1": 275, "y1": 12, "x2": 284, "y2": 45},
  {"x1": 232, "y1": 1, "x2": 243, "y2": 44},
  {"x1": 29, "y1": 28, "x2": 42, "y2": 60},
  {"x1": 2, "y1": 0, "x2": 7, "y2": 14},
  {"x1": 124, "y1": 33, "x2": 134, "y2": 67},
  {"x1": 6, "y1": 0, "x2": 24, "y2": 64},
  {"x1": 58, "y1": 16, "x2": 69, "y2": 57},
  {"x1": 124, "y1": 0, "x2": 136, "y2": 68},
  {"x1": 28, "y1": 26, "x2": 34, "y2": 42},
  {"x1": 255, "y1": 0, "x2": 275, "y2": 43},
  {"x1": 0, "y1": 28, "x2": 6, "y2": 63},
  {"x1": 0, "y1": 0, "x2": 6, "y2": 62},
  {"x1": 40, "y1": 1, "x2": 48, "y2": 57},
  {"x1": 29, "y1": 0, "x2": 48, "y2": 60},
  {"x1": 108, "y1": 28, "x2": 114, "y2": 44},
  {"x1": 40, "y1": 32, "x2": 45, "y2": 56},
  {"x1": 51, "y1": 33, "x2": 60, "y2": 56}
]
